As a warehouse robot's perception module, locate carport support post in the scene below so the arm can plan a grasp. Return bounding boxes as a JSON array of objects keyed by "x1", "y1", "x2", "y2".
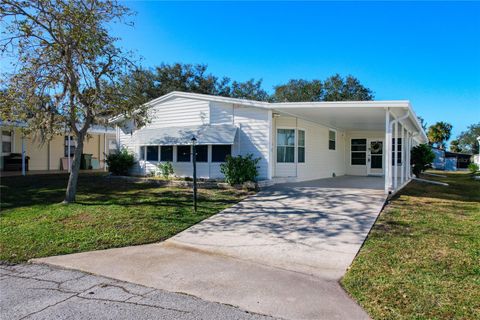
[
  {"x1": 401, "y1": 125, "x2": 405, "y2": 185},
  {"x1": 384, "y1": 109, "x2": 391, "y2": 194},
  {"x1": 394, "y1": 121, "x2": 398, "y2": 190},
  {"x1": 407, "y1": 132, "x2": 411, "y2": 179}
]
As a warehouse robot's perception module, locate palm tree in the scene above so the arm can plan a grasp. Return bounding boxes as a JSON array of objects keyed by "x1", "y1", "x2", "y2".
[{"x1": 427, "y1": 122, "x2": 453, "y2": 150}]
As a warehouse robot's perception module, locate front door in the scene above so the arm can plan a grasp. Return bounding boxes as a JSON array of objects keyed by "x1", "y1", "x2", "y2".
[{"x1": 367, "y1": 139, "x2": 384, "y2": 176}]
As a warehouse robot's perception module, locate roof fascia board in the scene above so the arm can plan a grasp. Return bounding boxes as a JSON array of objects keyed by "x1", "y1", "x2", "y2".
[{"x1": 272, "y1": 101, "x2": 411, "y2": 109}]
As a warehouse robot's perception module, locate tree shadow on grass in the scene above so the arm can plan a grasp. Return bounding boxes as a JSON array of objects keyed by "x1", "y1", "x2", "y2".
[{"x1": 0, "y1": 173, "x2": 242, "y2": 211}]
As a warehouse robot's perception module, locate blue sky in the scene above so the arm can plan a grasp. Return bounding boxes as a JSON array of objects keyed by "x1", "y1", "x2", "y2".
[
  {"x1": 2, "y1": 1, "x2": 477, "y2": 139},
  {"x1": 111, "y1": 1, "x2": 480, "y2": 139}
]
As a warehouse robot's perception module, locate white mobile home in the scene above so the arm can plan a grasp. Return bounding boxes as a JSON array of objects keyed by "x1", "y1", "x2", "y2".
[{"x1": 113, "y1": 91, "x2": 428, "y2": 194}]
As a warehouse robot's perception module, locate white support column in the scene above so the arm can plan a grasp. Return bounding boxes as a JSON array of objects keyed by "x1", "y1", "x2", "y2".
[
  {"x1": 401, "y1": 125, "x2": 405, "y2": 185},
  {"x1": 21, "y1": 134, "x2": 26, "y2": 176},
  {"x1": 394, "y1": 121, "x2": 398, "y2": 190},
  {"x1": 384, "y1": 109, "x2": 391, "y2": 194},
  {"x1": 407, "y1": 132, "x2": 411, "y2": 179}
]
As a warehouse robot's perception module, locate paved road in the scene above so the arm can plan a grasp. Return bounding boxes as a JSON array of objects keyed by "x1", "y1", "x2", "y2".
[{"x1": 0, "y1": 263, "x2": 274, "y2": 320}]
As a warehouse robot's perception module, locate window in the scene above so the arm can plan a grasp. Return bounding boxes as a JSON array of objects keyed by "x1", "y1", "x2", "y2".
[
  {"x1": 107, "y1": 139, "x2": 117, "y2": 155},
  {"x1": 212, "y1": 145, "x2": 231, "y2": 162},
  {"x1": 298, "y1": 130, "x2": 305, "y2": 163},
  {"x1": 392, "y1": 138, "x2": 402, "y2": 165},
  {"x1": 195, "y1": 145, "x2": 208, "y2": 162},
  {"x1": 139, "y1": 146, "x2": 145, "y2": 160},
  {"x1": 277, "y1": 129, "x2": 295, "y2": 163},
  {"x1": 329, "y1": 130, "x2": 336, "y2": 150},
  {"x1": 2, "y1": 131, "x2": 12, "y2": 154},
  {"x1": 2, "y1": 142, "x2": 11, "y2": 153},
  {"x1": 177, "y1": 145, "x2": 191, "y2": 162},
  {"x1": 160, "y1": 146, "x2": 173, "y2": 162},
  {"x1": 146, "y1": 146, "x2": 159, "y2": 161},
  {"x1": 64, "y1": 136, "x2": 76, "y2": 157},
  {"x1": 351, "y1": 139, "x2": 367, "y2": 165}
]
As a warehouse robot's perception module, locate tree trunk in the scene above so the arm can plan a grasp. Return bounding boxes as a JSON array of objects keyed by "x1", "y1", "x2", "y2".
[{"x1": 63, "y1": 132, "x2": 85, "y2": 203}]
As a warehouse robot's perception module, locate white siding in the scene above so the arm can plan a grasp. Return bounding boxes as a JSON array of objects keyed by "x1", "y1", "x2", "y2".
[
  {"x1": 118, "y1": 98, "x2": 271, "y2": 180},
  {"x1": 120, "y1": 97, "x2": 209, "y2": 175},
  {"x1": 233, "y1": 106, "x2": 270, "y2": 180},
  {"x1": 273, "y1": 116, "x2": 346, "y2": 180},
  {"x1": 148, "y1": 97, "x2": 210, "y2": 128},
  {"x1": 209, "y1": 102, "x2": 233, "y2": 125}
]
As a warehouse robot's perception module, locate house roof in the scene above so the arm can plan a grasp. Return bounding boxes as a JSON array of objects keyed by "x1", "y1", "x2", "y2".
[{"x1": 110, "y1": 91, "x2": 428, "y2": 143}]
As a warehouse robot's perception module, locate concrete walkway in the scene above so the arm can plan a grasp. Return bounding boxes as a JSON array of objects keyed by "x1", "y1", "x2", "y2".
[{"x1": 33, "y1": 176, "x2": 386, "y2": 320}]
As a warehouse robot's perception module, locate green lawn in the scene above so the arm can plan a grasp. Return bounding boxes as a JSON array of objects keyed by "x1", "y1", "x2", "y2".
[
  {"x1": 0, "y1": 173, "x2": 250, "y2": 263},
  {"x1": 342, "y1": 171, "x2": 480, "y2": 320}
]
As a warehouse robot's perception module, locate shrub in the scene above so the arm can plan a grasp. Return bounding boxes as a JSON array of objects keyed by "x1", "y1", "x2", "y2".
[
  {"x1": 157, "y1": 162, "x2": 174, "y2": 179},
  {"x1": 468, "y1": 163, "x2": 479, "y2": 174},
  {"x1": 411, "y1": 144, "x2": 435, "y2": 176},
  {"x1": 220, "y1": 154, "x2": 261, "y2": 185},
  {"x1": 105, "y1": 148, "x2": 136, "y2": 175}
]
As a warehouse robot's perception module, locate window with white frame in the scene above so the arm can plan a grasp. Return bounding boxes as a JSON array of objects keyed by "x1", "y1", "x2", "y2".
[
  {"x1": 177, "y1": 145, "x2": 191, "y2": 162},
  {"x1": 2, "y1": 130, "x2": 12, "y2": 154},
  {"x1": 328, "y1": 130, "x2": 336, "y2": 150},
  {"x1": 351, "y1": 139, "x2": 367, "y2": 165},
  {"x1": 211, "y1": 145, "x2": 231, "y2": 162},
  {"x1": 160, "y1": 146, "x2": 173, "y2": 161},
  {"x1": 298, "y1": 130, "x2": 305, "y2": 163},
  {"x1": 195, "y1": 145, "x2": 208, "y2": 162},
  {"x1": 146, "y1": 146, "x2": 159, "y2": 161},
  {"x1": 107, "y1": 139, "x2": 117, "y2": 155},
  {"x1": 277, "y1": 129, "x2": 295, "y2": 163}
]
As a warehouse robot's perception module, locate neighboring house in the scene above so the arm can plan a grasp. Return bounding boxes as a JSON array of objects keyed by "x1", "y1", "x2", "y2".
[
  {"x1": 0, "y1": 122, "x2": 116, "y2": 172},
  {"x1": 431, "y1": 148, "x2": 472, "y2": 171},
  {"x1": 112, "y1": 91, "x2": 428, "y2": 195}
]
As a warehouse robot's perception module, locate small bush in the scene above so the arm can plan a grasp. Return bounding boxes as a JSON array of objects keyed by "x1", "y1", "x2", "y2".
[
  {"x1": 105, "y1": 148, "x2": 136, "y2": 176},
  {"x1": 220, "y1": 154, "x2": 261, "y2": 185},
  {"x1": 411, "y1": 144, "x2": 435, "y2": 176},
  {"x1": 468, "y1": 163, "x2": 479, "y2": 174},
  {"x1": 157, "y1": 162, "x2": 174, "y2": 179}
]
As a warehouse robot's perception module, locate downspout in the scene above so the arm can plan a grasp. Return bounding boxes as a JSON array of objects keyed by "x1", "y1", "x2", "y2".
[{"x1": 389, "y1": 110, "x2": 410, "y2": 190}]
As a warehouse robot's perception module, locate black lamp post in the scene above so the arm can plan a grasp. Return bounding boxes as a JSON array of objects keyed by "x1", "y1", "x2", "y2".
[{"x1": 191, "y1": 136, "x2": 197, "y2": 212}]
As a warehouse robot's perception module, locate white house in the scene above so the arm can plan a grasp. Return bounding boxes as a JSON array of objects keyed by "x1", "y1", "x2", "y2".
[{"x1": 113, "y1": 91, "x2": 428, "y2": 194}]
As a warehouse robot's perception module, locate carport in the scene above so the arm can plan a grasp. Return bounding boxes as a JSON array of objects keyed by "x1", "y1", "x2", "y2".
[{"x1": 271, "y1": 100, "x2": 429, "y2": 194}]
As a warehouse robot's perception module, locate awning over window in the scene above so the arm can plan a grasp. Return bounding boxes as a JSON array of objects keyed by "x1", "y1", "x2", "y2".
[{"x1": 133, "y1": 124, "x2": 238, "y2": 146}]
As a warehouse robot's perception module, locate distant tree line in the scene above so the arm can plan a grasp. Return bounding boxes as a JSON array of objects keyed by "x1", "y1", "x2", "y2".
[{"x1": 118, "y1": 63, "x2": 374, "y2": 105}]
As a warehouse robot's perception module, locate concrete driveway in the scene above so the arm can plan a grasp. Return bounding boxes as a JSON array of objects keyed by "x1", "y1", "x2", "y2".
[{"x1": 34, "y1": 176, "x2": 386, "y2": 320}]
